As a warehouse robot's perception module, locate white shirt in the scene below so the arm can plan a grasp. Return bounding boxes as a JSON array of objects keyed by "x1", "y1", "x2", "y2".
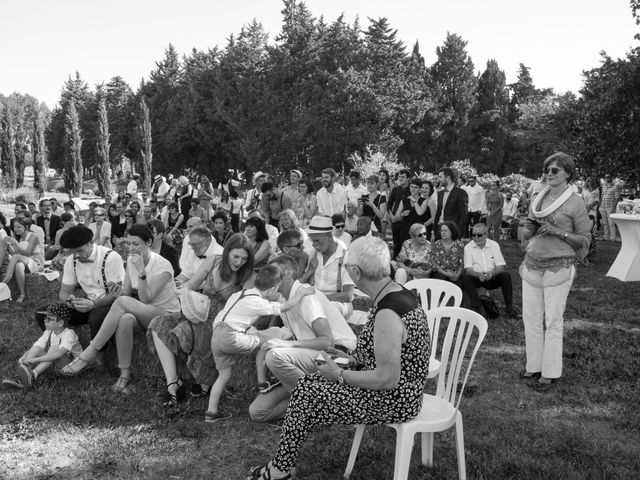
[
  {"x1": 463, "y1": 184, "x2": 486, "y2": 213},
  {"x1": 127, "y1": 251, "x2": 180, "y2": 313},
  {"x1": 127, "y1": 180, "x2": 138, "y2": 195},
  {"x1": 213, "y1": 288, "x2": 282, "y2": 332},
  {"x1": 280, "y1": 281, "x2": 357, "y2": 351},
  {"x1": 62, "y1": 245, "x2": 126, "y2": 301},
  {"x1": 244, "y1": 187, "x2": 262, "y2": 212},
  {"x1": 88, "y1": 221, "x2": 112, "y2": 245},
  {"x1": 34, "y1": 328, "x2": 82, "y2": 358},
  {"x1": 316, "y1": 184, "x2": 348, "y2": 217},
  {"x1": 345, "y1": 183, "x2": 368, "y2": 203},
  {"x1": 179, "y1": 236, "x2": 224, "y2": 286},
  {"x1": 333, "y1": 231, "x2": 352, "y2": 248},
  {"x1": 313, "y1": 240, "x2": 354, "y2": 295},
  {"x1": 502, "y1": 198, "x2": 518, "y2": 218},
  {"x1": 265, "y1": 224, "x2": 279, "y2": 253},
  {"x1": 154, "y1": 181, "x2": 170, "y2": 201},
  {"x1": 464, "y1": 238, "x2": 506, "y2": 273}
]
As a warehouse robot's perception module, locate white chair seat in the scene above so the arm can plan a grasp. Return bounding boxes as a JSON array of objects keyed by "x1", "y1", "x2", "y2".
[{"x1": 391, "y1": 395, "x2": 456, "y2": 434}]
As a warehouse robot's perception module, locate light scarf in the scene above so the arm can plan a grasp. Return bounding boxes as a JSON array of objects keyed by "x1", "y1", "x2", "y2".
[{"x1": 530, "y1": 186, "x2": 572, "y2": 219}]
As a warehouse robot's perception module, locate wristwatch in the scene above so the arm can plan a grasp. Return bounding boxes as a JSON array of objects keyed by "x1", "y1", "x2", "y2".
[{"x1": 139, "y1": 274, "x2": 147, "y2": 281}]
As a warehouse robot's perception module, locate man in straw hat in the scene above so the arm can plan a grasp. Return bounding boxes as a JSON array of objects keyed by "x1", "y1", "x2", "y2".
[{"x1": 33, "y1": 225, "x2": 125, "y2": 369}]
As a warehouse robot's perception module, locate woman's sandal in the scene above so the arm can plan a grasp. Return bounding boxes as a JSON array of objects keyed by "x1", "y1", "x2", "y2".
[
  {"x1": 61, "y1": 356, "x2": 96, "y2": 376},
  {"x1": 162, "y1": 379, "x2": 186, "y2": 408},
  {"x1": 248, "y1": 464, "x2": 293, "y2": 480},
  {"x1": 112, "y1": 375, "x2": 132, "y2": 393},
  {"x1": 15, "y1": 295, "x2": 25, "y2": 304}
]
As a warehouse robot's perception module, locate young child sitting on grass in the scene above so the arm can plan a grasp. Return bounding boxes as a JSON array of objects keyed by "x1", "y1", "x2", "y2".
[
  {"x1": 2, "y1": 303, "x2": 82, "y2": 389},
  {"x1": 206, "y1": 264, "x2": 314, "y2": 423}
]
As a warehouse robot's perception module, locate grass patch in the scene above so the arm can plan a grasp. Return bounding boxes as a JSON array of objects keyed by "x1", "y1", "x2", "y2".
[{"x1": 1, "y1": 240, "x2": 639, "y2": 479}]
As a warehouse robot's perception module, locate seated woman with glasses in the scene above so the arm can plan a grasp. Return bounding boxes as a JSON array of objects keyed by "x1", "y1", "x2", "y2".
[
  {"x1": 245, "y1": 236, "x2": 430, "y2": 480},
  {"x1": 87, "y1": 207, "x2": 112, "y2": 247},
  {"x1": 392, "y1": 223, "x2": 432, "y2": 285},
  {"x1": 113, "y1": 209, "x2": 136, "y2": 260},
  {"x1": 331, "y1": 213, "x2": 352, "y2": 247},
  {"x1": 430, "y1": 221, "x2": 465, "y2": 285}
]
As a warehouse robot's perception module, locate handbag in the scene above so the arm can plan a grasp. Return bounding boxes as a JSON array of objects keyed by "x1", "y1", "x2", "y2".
[{"x1": 179, "y1": 289, "x2": 211, "y2": 324}]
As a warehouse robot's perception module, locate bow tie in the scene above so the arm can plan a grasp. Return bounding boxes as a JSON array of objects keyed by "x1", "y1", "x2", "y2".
[{"x1": 197, "y1": 254, "x2": 207, "y2": 260}]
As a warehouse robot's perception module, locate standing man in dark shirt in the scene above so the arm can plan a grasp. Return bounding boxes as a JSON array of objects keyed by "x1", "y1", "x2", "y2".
[
  {"x1": 36, "y1": 198, "x2": 62, "y2": 260},
  {"x1": 387, "y1": 168, "x2": 412, "y2": 258},
  {"x1": 434, "y1": 167, "x2": 469, "y2": 238}
]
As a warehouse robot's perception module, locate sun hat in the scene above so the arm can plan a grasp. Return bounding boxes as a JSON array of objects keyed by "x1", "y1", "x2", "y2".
[
  {"x1": 290, "y1": 169, "x2": 303, "y2": 179},
  {"x1": 305, "y1": 216, "x2": 334, "y2": 235},
  {"x1": 60, "y1": 225, "x2": 94, "y2": 249},
  {"x1": 153, "y1": 174, "x2": 161, "y2": 181},
  {"x1": 253, "y1": 171, "x2": 267, "y2": 183},
  {"x1": 178, "y1": 290, "x2": 211, "y2": 324}
]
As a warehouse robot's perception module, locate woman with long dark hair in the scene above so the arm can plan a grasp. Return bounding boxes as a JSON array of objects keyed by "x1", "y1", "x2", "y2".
[
  {"x1": 1, "y1": 217, "x2": 44, "y2": 302},
  {"x1": 244, "y1": 216, "x2": 272, "y2": 270}
]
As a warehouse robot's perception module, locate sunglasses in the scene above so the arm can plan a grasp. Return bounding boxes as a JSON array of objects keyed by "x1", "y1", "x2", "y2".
[
  {"x1": 416, "y1": 232, "x2": 427, "y2": 238},
  {"x1": 124, "y1": 215, "x2": 133, "y2": 218},
  {"x1": 545, "y1": 167, "x2": 563, "y2": 175},
  {"x1": 334, "y1": 224, "x2": 345, "y2": 229},
  {"x1": 283, "y1": 244, "x2": 302, "y2": 249},
  {"x1": 472, "y1": 233, "x2": 486, "y2": 238}
]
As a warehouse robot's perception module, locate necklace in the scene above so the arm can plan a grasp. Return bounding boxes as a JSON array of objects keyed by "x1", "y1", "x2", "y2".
[{"x1": 372, "y1": 279, "x2": 394, "y2": 306}]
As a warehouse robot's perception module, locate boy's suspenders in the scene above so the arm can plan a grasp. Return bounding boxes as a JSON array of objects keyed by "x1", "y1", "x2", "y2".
[{"x1": 219, "y1": 290, "x2": 260, "y2": 332}]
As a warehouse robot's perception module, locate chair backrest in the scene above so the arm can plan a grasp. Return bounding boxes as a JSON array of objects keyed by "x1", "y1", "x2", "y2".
[
  {"x1": 405, "y1": 279, "x2": 463, "y2": 351},
  {"x1": 427, "y1": 307, "x2": 488, "y2": 409}
]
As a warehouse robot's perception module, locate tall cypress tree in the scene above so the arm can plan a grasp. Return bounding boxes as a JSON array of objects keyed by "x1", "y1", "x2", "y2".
[
  {"x1": 139, "y1": 97, "x2": 152, "y2": 194},
  {"x1": 64, "y1": 101, "x2": 83, "y2": 196},
  {"x1": 96, "y1": 98, "x2": 111, "y2": 197},
  {"x1": 32, "y1": 109, "x2": 47, "y2": 193}
]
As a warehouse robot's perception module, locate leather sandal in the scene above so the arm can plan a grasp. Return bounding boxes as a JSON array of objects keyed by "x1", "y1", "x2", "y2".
[
  {"x1": 162, "y1": 379, "x2": 186, "y2": 408},
  {"x1": 248, "y1": 464, "x2": 293, "y2": 480},
  {"x1": 60, "y1": 356, "x2": 95, "y2": 376},
  {"x1": 112, "y1": 375, "x2": 132, "y2": 393}
]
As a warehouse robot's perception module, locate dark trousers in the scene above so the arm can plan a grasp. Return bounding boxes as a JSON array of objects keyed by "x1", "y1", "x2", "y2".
[
  {"x1": 467, "y1": 211, "x2": 483, "y2": 236},
  {"x1": 460, "y1": 272, "x2": 513, "y2": 313},
  {"x1": 391, "y1": 222, "x2": 404, "y2": 259},
  {"x1": 35, "y1": 300, "x2": 115, "y2": 350},
  {"x1": 231, "y1": 213, "x2": 240, "y2": 233}
]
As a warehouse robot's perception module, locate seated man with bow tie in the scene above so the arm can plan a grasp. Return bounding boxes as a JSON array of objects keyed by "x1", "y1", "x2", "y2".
[
  {"x1": 174, "y1": 225, "x2": 223, "y2": 288},
  {"x1": 34, "y1": 225, "x2": 125, "y2": 369}
]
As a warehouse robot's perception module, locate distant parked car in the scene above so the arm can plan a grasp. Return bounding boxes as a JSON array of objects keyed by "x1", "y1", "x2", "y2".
[{"x1": 45, "y1": 168, "x2": 57, "y2": 177}]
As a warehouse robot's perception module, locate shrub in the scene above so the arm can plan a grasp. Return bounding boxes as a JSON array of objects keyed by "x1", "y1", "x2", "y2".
[
  {"x1": 349, "y1": 146, "x2": 409, "y2": 180},
  {"x1": 0, "y1": 187, "x2": 40, "y2": 204}
]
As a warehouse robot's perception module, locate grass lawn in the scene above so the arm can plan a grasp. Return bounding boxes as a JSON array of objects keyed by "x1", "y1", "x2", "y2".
[{"x1": 1, "y1": 240, "x2": 639, "y2": 479}]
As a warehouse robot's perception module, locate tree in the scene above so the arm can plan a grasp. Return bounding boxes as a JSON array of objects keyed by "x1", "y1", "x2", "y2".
[
  {"x1": 64, "y1": 101, "x2": 84, "y2": 195},
  {"x1": 96, "y1": 97, "x2": 111, "y2": 196},
  {"x1": 429, "y1": 33, "x2": 478, "y2": 162},
  {"x1": 471, "y1": 59, "x2": 510, "y2": 173},
  {"x1": 139, "y1": 97, "x2": 153, "y2": 194},
  {"x1": 32, "y1": 108, "x2": 48, "y2": 193}
]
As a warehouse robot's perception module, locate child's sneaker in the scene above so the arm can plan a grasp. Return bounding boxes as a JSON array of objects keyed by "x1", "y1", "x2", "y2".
[
  {"x1": 257, "y1": 378, "x2": 282, "y2": 394},
  {"x1": 16, "y1": 364, "x2": 34, "y2": 389},
  {"x1": 1, "y1": 376, "x2": 24, "y2": 389},
  {"x1": 204, "y1": 410, "x2": 232, "y2": 423}
]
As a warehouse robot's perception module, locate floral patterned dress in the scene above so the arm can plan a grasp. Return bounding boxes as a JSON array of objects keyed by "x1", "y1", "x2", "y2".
[
  {"x1": 271, "y1": 288, "x2": 430, "y2": 472},
  {"x1": 431, "y1": 239, "x2": 465, "y2": 273},
  {"x1": 146, "y1": 262, "x2": 241, "y2": 385}
]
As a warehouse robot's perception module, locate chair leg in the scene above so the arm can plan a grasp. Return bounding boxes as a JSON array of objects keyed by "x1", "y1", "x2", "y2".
[
  {"x1": 393, "y1": 428, "x2": 414, "y2": 480},
  {"x1": 344, "y1": 425, "x2": 366, "y2": 479},
  {"x1": 455, "y1": 411, "x2": 466, "y2": 480},
  {"x1": 420, "y1": 432, "x2": 434, "y2": 466}
]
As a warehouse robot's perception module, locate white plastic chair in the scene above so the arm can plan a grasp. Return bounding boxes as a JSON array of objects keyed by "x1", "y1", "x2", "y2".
[
  {"x1": 343, "y1": 307, "x2": 488, "y2": 480},
  {"x1": 404, "y1": 279, "x2": 463, "y2": 379}
]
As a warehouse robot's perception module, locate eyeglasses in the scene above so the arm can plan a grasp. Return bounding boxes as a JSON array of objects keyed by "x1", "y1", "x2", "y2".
[
  {"x1": 334, "y1": 224, "x2": 345, "y2": 229},
  {"x1": 416, "y1": 232, "x2": 427, "y2": 238},
  {"x1": 94, "y1": 214, "x2": 104, "y2": 217},
  {"x1": 472, "y1": 233, "x2": 486, "y2": 238},
  {"x1": 124, "y1": 215, "x2": 133, "y2": 218},
  {"x1": 545, "y1": 167, "x2": 563, "y2": 175},
  {"x1": 283, "y1": 244, "x2": 302, "y2": 249}
]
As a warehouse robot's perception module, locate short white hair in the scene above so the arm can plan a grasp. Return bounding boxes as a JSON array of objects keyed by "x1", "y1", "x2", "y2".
[{"x1": 349, "y1": 236, "x2": 390, "y2": 280}]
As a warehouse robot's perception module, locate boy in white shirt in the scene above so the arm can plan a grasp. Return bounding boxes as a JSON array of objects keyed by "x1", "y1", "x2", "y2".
[
  {"x1": 206, "y1": 265, "x2": 314, "y2": 422},
  {"x1": 2, "y1": 304, "x2": 82, "y2": 389}
]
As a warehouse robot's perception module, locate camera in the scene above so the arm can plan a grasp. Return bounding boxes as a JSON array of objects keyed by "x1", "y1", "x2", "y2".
[{"x1": 360, "y1": 195, "x2": 369, "y2": 202}]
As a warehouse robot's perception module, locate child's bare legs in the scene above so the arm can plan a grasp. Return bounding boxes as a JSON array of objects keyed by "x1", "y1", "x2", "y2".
[
  {"x1": 207, "y1": 367, "x2": 233, "y2": 414},
  {"x1": 256, "y1": 349, "x2": 268, "y2": 384}
]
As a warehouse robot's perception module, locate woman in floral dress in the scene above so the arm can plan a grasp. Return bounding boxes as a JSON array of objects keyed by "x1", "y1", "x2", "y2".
[
  {"x1": 147, "y1": 233, "x2": 255, "y2": 406},
  {"x1": 246, "y1": 236, "x2": 430, "y2": 480},
  {"x1": 430, "y1": 221, "x2": 465, "y2": 285}
]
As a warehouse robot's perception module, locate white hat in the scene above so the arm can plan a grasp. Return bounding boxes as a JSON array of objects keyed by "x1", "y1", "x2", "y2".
[
  {"x1": 0, "y1": 282, "x2": 10, "y2": 302},
  {"x1": 305, "y1": 216, "x2": 334, "y2": 235},
  {"x1": 253, "y1": 171, "x2": 266, "y2": 183},
  {"x1": 178, "y1": 290, "x2": 211, "y2": 324},
  {"x1": 153, "y1": 174, "x2": 161, "y2": 181}
]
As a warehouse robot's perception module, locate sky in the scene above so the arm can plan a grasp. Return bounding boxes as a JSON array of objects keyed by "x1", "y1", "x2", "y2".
[{"x1": 1, "y1": 0, "x2": 637, "y2": 108}]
